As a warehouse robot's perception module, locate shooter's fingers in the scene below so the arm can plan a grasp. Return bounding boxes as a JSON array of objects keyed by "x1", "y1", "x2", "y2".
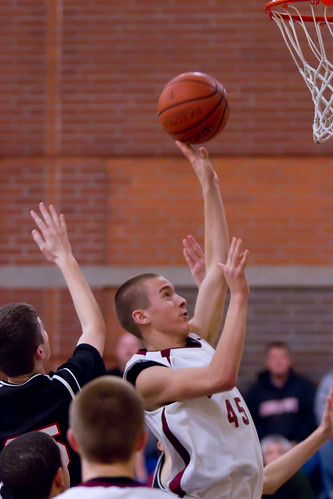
[
  {"x1": 225, "y1": 237, "x2": 237, "y2": 266},
  {"x1": 238, "y1": 248, "x2": 250, "y2": 269},
  {"x1": 183, "y1": 235, "x2": 204, "y2": 260},
  {"x1": 175, "y1": 140, "x2": 196, "y2": 161},
  {"x1": 183, "y1": 248, "x2": 195, "y2": 268},
  {"x1": 229, "y1": 238, "x2": 244, "y2": 268},
  {"x1": 187, "y1": 235, "x2": 204, "y2": 256},
  {"x1": 197, "y1": 146, "x2": 209, "y2": 160}
]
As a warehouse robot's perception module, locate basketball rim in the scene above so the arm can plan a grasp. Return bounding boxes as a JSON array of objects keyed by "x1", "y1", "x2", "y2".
[{"x1": 265, "y1": 0, "x2": 333, "y2": 22}]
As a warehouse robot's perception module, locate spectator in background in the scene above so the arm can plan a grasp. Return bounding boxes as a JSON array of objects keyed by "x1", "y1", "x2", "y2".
[
  {"x1": 245, "y1": 341, "x2": 321, "y2": 494},
  {"x1": 315, "y1": 368, "x2": 333, "y2": 499},
  {"x1": 0, "y1": 431, "x2": 70, "y2": 499},
  {"x1": 261, "y1": 434, "x2": 316, "y2": 499},
  {"x1": 107, "y1": 332, "x2": 143, "y2": 377},
  {"x1": 245, "y1": 341, "x2": 317, "y2": 443}
]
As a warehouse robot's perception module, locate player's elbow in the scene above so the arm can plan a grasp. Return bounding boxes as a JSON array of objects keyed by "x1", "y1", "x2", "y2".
[{"x1": 214, "y1": 370, "x2": 238, "y2": 392}]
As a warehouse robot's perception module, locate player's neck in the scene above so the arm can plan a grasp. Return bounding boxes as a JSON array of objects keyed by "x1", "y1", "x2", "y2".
[
  {"x1": 7, "y1": 363, "x2": 46, "y2": 384},
  {"x1": 144, "y1": 332, "x2": 187, "y2": 351},
  {"x1": 81, "y1": 459, "x2": 135, "y2": 483}
]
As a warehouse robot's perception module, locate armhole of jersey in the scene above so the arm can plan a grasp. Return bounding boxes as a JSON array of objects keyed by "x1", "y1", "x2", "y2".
[
  {"x1": 53, "y1": 368, "x2": 81, "y2": 398},
  {"x1": 151, "y1": 451, "x2": 166, "y2": 490},
  {"x1": 126, "y1": 361, "x2": 167, "y2": 387}
]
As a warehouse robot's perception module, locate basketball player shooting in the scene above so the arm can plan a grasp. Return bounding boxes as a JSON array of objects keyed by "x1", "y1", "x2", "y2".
[
  {"x1": 115, "y1": 141, "x2": 333, "y2": 499},
  {"x1": 115, "y1": 140, "x2": 263, "y2": 498}
]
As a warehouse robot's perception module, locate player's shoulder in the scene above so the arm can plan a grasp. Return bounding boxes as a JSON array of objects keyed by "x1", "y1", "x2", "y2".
[
  {"x1": 125, "y1": 348, "x2": 168, "y2": 369},
  {"x1": 0, "y1": 373, "x2": 51, "y2": 392},
  {"x1": 55, "y1": 343, "x2": 106, "y2": 384}
]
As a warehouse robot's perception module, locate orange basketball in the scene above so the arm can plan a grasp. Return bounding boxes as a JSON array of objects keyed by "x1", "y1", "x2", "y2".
[{"x1": 158, "y1": 72, "x2": 229, "y2": 145}]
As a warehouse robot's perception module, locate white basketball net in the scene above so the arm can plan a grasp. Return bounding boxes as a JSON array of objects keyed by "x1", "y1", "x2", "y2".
[{"x1": 267, "y1": 1, "x2": 333, "y2": 143}]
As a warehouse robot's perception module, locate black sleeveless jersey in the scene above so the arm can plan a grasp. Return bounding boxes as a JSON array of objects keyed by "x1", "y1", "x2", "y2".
[{"x1": 0, "y1": 343, "x2": 106, "y2": 486}]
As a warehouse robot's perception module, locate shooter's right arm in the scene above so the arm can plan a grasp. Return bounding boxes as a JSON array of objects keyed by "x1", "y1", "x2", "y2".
[{"x1": 176, "y1": 142, "x2": 229, "y2": 346}]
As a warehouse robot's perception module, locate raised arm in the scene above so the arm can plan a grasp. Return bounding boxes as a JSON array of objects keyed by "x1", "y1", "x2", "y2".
[
  {"x1": 137, "y1": 237, "x2": 249, "y2": 410},
  {"x1": 176, "y1": 141, "x2": 229, "y2": 345},
  {"x1": 30, "y1": 203, "x2": 106, "y2": 356},
  {"x1": 263, "y1": 386, "x2": 333, "y2": 494}
]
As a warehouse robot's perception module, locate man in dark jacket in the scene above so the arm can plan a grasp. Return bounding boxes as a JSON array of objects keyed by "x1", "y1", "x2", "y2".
[
  {"x1": 245, "y1": 341, "x2": 322, "y2": 494},
  {"x1": 245, "y1": 341, "x2": 316, "y2": 443}
]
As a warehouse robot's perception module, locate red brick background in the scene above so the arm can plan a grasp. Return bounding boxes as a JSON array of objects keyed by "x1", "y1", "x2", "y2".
[{"x1": 0, "y1": 0, "x2": 333, "y2": 388}]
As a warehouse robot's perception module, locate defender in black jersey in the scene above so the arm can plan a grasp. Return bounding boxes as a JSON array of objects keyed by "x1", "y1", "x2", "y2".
[{"x1": 0, "y1": 204, "x2": 106, "y2": 487}]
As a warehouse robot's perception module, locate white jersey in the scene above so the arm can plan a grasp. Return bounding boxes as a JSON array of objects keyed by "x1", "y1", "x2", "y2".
[
  {"x1": 125, "y1": 334, "x2": 263, "y2": 499},
  {"x1": 56, "y1": 477, "x2": 168, "y2": 498}
]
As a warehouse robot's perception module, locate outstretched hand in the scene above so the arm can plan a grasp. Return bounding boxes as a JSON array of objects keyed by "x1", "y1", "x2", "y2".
[
  {"x1": 183, "y1": 235, "x2": 206, "y2": 288},
  {"x1": 217, "y1": 237, "x2": 249, "y2": 297},
  {"x1": 175, "y1": 141, "x2": 218, "y2": 185},
  {"x1": 30, "y1": 202, "x2": 73, "y2": 264}
]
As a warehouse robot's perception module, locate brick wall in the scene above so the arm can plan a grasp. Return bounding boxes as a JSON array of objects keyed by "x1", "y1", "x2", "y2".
[{"x1": 0, "y1": 0, "x2": 333, "y2": 387}]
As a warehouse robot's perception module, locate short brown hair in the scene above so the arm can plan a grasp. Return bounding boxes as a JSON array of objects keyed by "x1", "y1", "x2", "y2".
[
  {"x1": 0, "y1": 431, "x2": 61, "y2": 499},
  {"x1": 0, "y1": 303, "x2": 43, "y2": 377},
  {"x1": 69, "y1": 376, "x2": 145, "y2": 463},
  {"x1": 114, "y1": 273, "x2": 158, "y2": 339}
]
